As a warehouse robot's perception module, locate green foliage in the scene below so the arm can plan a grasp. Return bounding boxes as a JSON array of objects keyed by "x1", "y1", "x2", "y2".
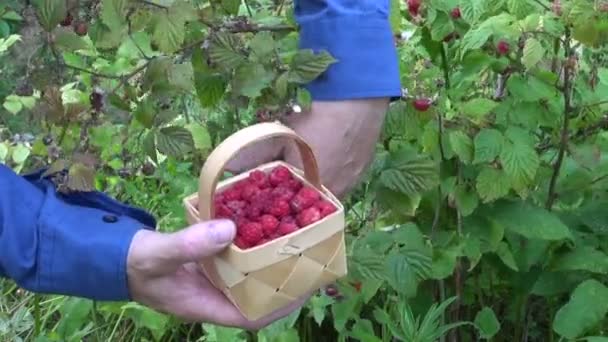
[{"x1": 3, "y1": 0, "x2": 608, "y2": 341}]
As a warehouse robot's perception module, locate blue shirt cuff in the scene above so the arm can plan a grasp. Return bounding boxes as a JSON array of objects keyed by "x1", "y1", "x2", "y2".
[
  {"x1": 0, "y1": 165, "x2": 156, "y2": 301},
  {"x1": 295, "y1": 3, "x2": 402, "y2": 100}
]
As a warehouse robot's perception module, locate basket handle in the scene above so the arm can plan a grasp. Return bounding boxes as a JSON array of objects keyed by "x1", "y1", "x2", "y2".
[{"x1": 197, "y1": 121, "x2": 322, "y2": 221}]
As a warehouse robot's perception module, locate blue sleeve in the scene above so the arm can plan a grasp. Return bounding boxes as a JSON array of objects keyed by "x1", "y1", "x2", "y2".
[
  {"x1": 294, "y1": 0, "x2": 402, "y2": 100},
  {"x1": 0, "y1": 164, "x2": 156, "y2": 301}
]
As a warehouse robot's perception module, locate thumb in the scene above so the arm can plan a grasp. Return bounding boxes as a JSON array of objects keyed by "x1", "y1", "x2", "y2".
[{"x1": 135, "y1": 219, "x2": 237, "y2": 274}]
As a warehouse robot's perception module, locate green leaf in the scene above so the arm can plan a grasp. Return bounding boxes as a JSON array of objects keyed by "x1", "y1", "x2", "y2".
[
  {"x1": 0, "y1": 143, "x2": 7, "y2": 162},
  {"x1": 459, "y1": 0, "x2": 487, "y2": 24},
  {"x1": 249, "y1": 32, "x2": 275, "y2": 60},
  {"x1": 430, "y1": 11, "x2": 455, "y2": 41},
  {"x1": 496, "y1": 241, "x2": 518, "y2": 271},
  {"x1": 100, "y1": 0, "x2": 129, "y2": 32},
  {"x1": 532, "y1": 271, "x2": 585, "y2": 297},
  {"x1": 389, "y1": 0, "x2": 401, "y2": 32},
  {"x1": 192, "y1": 47, "x2": 226, "y2": 108},
  {"x1": 385, "y1": 253, "x2": 421, "y2": 297},
  {"x1": 152, "y1": 12, "x2": 184, "y2": 54},
  {"x1": 11, "y1": 144, "x2": 30, "y2": 164},
  {"x1": 53, "y1": 28, "x2": 88, "y2": 52},
  {"x1": 454, "y1": 184, "x2": 478, "y2": 216},
  {"x1": 57, "y1": 298, "x2": 93, "y2": 338},
  {"x1": 460, "y1": 27, "x2": 492, "y2": 57},
  {"x1": 308, "y1": 295, "x2": 332, "y2": 327},
  {"x1": 67, "y1": 163, "x2": 96, "y2": 192},
  {"x1": 2, "y1": 10, "x2": 23, "y2": 21},
  {"x1": 209, "y1": 33, "x2": 246, "y2": 70},
  {"x1": 3, "y1": 95, "x2": 22, "y2": 114},
  {"x1": 142, "y1": 131, "x2": 157, "y2": 163},
  {"x1": 221, "y1": 0, "x2": 241, "y2": 15},
  {"x1": 380, "y1": 150, "x2": 439, "y2": 196},
  {"x1": 348, "y1": 319, "x2": 383, "y2": 342},
  {"x1": 449, "y1": 131, "x2": 473, "y2": 164},
  {"x1": 499, "y1": 140, "x2": 539, "y2": 191},
  {"x1": 474, "y1": 129, "x2": 504, "y2": 164},
  {"x1": 522, "y1": 38, "x2": 544, "y2": 69},
  {"x1": 34, "y1": 0, "x2": 67, "y2": 31},
  {"x1": 553, "y1": 280, "x2": 608, "y2": 339},
  {"x1": 551, "y1": 246, "x2": 608, "y2": 274},
  {"x1": 461, "y1": 98, "x2": 498, "y2": 122},
  {"x1": 476, "y1": 167, "x2": 511, "y2": 202},
  {"x1": 134, "y1": 99, "x2": 155, "y2": 128},
  {"x1": 156, "y1": 126, "x2": 194, "y2": 157},
  {"x1": 487, "y1": 201, "x2": 573, "y2": 241},
  {"x1": 289, "y1": 49, "x2": 337, "y2": 84},
  {"x1": 186, "y1": 123, "x2": 212, "y2": 152},
  {"x1": 297, "y1": 88, "x2": 312, "y2": 111},
  {"x1": 474, "y1": 307, "x2": 500, "y2": 339},
  {"x1": 349, "y1": 248, "x2": 386, "y2": 281},
  {"x1": 232, "y1": 63, "x2": 274, "y2": 98}
]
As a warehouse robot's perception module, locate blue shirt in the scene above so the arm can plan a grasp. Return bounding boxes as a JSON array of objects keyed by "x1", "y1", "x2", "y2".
[{"x1": 0, "y1": 0, "x2": 401, "y2": 301}]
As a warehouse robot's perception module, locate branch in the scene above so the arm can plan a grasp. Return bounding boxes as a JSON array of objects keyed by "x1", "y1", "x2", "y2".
[{"x1": 546, "y1": 28, "x2": 572, "y2": 210}]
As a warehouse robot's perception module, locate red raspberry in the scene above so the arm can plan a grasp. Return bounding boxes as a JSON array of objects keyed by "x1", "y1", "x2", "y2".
[
  {"x1": 268, "y1": 199, "x2": 291, "y2": 218},
  {"x1": 316, "y1": 200, "x2": 337, "y2": 217},
  {"x1": 281, "y1": 178, "x2": 303, "y2": 191},
  {"x1": 281, "y1": 215, "x2": 297, "y2": 225},
  {"x1": 497, "y1": 40, "x2": 510, "y2": 55},
  {"x1": 450, "y1": 7, "x2": 461, "y2": 19},
  {"x1": 246, "y1": 202, "x2": 264, "y2": 220},
  {"x1": 234, "y1": 236, "x2": 250, "y2": 249},
  {"x1": 258, "y1": 238, "x2": 270, "y2": 246},
  {"x1": 271, "y1": 186, "x2": 295, "y2": 201},
  {"x1": 259, "y1": 214, "x2": 279, "y2": 236},
  {"x1": 241, "y1": 184, "x2": 260, "y2": 202},
  {"x1": 240, "y1": 222, "x2": 264, "y2": 245},
  {"x1": 215, "y1": 203, "x2": 232, "y2": 218},
  {"x1": 248, "y1": 170, "x2": 270, "y2": 188},
  {"x1": 278, "y1": 222, "x2": 299, "y2": 236},
  {"x1": 222, "y1": 188, "x2": 241, "y2": 201},
  {"x1": 269, "y1": 165, "x2": 292, "y2": 186},
  {"x1": 290, "y1": 187, "x2": 320, "y2": 212},
  {"x1": 214, "y1": 193, "x2": 224, "y2": 204},
  {"x1": 297, "y1": 207, "x2": 322, "y2": 227}
]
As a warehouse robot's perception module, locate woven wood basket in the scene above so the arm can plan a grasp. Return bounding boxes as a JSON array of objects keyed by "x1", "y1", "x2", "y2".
[{"x1": 182, "y1": 121, "x2": 347, "y2": 321}]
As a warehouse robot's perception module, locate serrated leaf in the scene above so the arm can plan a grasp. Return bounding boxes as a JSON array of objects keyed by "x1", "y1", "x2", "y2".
[
  {"x1": 142, "y1": 131, "x2": 157, "y2": 163},
  {"x1": 474, "y1": 129, "x2": 504, "y2": 164},
  {"x1": 289, "y1": 49, "x2": 337, "y2": 84},
  {"x1": 156, "y1": 126, "x2": 194, "y2": 157},
  {"x1": 449, "y1": 131, "x2": 473, "y2": 164},
  {"x1": 385, "y1": 253, "x2": 421, "y2": 297},
  {"x1": 232, "y1": 63, "x2": 274, "y2": 98},
  {"x1": 11, "y1": 144, "x2": 30, "y2": 164},
  {"x1": 134, "y1": 99, "x2": 155, "y2": 128},
  {"x1": 507, "y1": 0, "x2": 535, "y2": 19},
  {"x1": 249, "y1": 31, "x2": 275, "y2": 60},
  {"x1": 192, "y1": 47, "x2": 227, "y2": 108},
  {"x1": 460, "y1": 27, "x2": 492, "y2": 57},
  {"x1": 499, "y1": 140, "x2": 539, "y2": 190},
  {"x1": 168, "y1": 63, "x2": 194, "y2": 91},
  {"x1": 431, "y1": 12, "x2": 455, "y2": 41},
  {"x1": 67, "y1": 163, "x2": 96, "y2": 192},
  {"x1": 34, "y1": 0, "x2": 67, "y2": 31},
  {"x1": 152, "y1": 12, "x2": 184, "y2": 53},
  {"x1": 458, "y1": 0, "x2": 487, "y2": 24},
  {"x1": 154, "y1": 110, "x2": 179, "y2": 126},
  {"x1": 186, "y1": 123, "x2": 212, "y2": 151},
  {"x1": 100, "y1": 0, "x2": 129, "y2": 32},
  {"x1": 476, "y1": 168, "x2": 510, "y2": 202},
  {"x1": 474, "y1": 307, "x2": 500, "y2": 339},
  {"x1": 297, "y1": 88, "x2": 312, "y2": 111},
  {"x1": 461, "y1": 98, "x2": 498, "y2": 122},
  {"x1": 209, "y1": 33, "x2": 245, "y2": 70},
  {"x1": 551, "y1": 246, "x2": 608, "y2": 274},
  {"x1": 349, "y1": 249, "x2": 386, "y2": 281},
  {"x1": 496, "y1": 241, "x2": 518, "y2": 271},
  {"x1": 522, "y1": 38, "x2": 544, "y2": 69},
  {"x1": 54, "y1": 28, "x2": 88, "y2": 52},
  {"x1": 380, "y1": 153, "x2": 439, "y2": 196},
  {"x1": 487, "y1": 201, "x2": 573, "y2": 241},
  {"x1": 275, "y1": 72, "x2": 289, "y2": 99},
  {"x1": 553, "y1": 280, "x2": 608, "y2": 339}
]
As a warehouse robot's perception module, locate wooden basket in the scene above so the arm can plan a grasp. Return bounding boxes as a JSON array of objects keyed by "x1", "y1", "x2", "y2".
[{"x1": 182, "y1": 121, "x2": 347, "y2": 321}]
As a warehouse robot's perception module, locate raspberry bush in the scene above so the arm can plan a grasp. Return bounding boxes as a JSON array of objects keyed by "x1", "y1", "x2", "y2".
[{"x1": 2, "y1": 0, "x2": 608, "y2": 341}]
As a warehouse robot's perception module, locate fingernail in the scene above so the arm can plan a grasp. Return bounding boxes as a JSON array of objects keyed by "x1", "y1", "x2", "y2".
[{"x1": 210, "y1": 219, "x2": 236, "y2": 244}]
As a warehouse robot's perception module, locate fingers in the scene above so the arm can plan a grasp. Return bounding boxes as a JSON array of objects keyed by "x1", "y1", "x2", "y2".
[{"x1": 128, "y1": 219, "x2": 236, "y2": 276}]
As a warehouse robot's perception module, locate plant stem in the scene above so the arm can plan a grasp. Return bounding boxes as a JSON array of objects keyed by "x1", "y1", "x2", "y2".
[
  {"x1": 34, "y1": 294, "x2": 40, "y2": 337},
  {"x1": 546, "y1": 28, "x2": 573, "y2": 210}
]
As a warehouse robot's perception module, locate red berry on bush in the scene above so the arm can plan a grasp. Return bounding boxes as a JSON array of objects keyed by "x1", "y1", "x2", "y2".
[
  {"x1": 74, "y1": 21, "x2": 88, "y2": 37},
  {"x1": 450, "y1": 7, "x2": 461, "y2": 19},
  {"x1": 407, "y1": 0, "x2": 421, "y2": 16},
  {"x1": 497, "y1": 41, "x2": 510, "y2": 55},
  {"x1": 412, "y1": 98, "x2": 432, "y2": 111}
]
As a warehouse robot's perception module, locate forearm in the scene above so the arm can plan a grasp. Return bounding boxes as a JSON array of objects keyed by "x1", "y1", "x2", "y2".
[{"x1": 0, "y1": 164, "x2": 155, "y2": 300}]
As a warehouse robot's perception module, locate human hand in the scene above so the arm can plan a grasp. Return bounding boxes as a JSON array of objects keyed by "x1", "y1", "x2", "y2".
[
  {"x1": 225, "y1": 98, "x2": 390, "y2": 198},
  {"x1": 125, "y1": 219, "x2": 307, "y2": 330}
]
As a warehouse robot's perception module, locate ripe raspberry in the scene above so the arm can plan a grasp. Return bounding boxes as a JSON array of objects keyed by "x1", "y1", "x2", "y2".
[
  {"x1": 234, "y1": 236, "x2": 250, "y2": 249},
  {"x1": 413, "y1": 98, "x2": 432, "y2": 111},
  {"x1": 450, "y1": 7, "x2": 461, "y2": 19},
  {"x1": 407, "y1": 0, "x2": 421, "y2": 16},
  {"x1": 497, "y1": 41, "x2": 510, "y2": 55},
  {"x1": 222, "y1": 188, "x2": 241, "y2": 201},
  {"x1": 271, "y1": 186, "x2": 295, "y2": 201},
  {"x1": 278, "y1": 222, "x2": 299, "y2": 236},
  {"x1": 297, "y1": 207, "x2": 322, "y2": 227},
  {"x1": 215, "y1": 203, "x2": 232, "y2": 218},
  {"x1": 290, "y1": 187, "x2": 320, "y2": 212},
  {"x1": 248, "y1": 170, "x2": 270, "y2": 188},
  {"x1": 259, "y1": 214, "x2": 279, "y2": 236},
  {"x1": 268, "y1": 199, "x2": 291, "y2": 218},
  {"x1": 317, "y1": 200, "x2": 337, "y2": 217},
  {"x1": 246, "y1": 202, "x2": 264, "y2": 220},
  {"x1": 60, "y1": 12, "x2": 73, "y2": 26},
  {"x1": 226, "y1": 200, "x2": 246, "y2": 219},
  {"x1": 269, "y1": 165, "x2": 292, "y2": 186},
  {"x1": 282, "y1": 178, "x2": 303, "y2": 191},
  {"x1": 74, "y1": 21, "x2": 88, "y2": 36},
  {"x1": 241, "y1": 184, "x2": 260, "y2": 202},
  {"x1": 240, "y1": 222, "x2": 264, "y2": 245},
  {"x1": 281, "y1": 215, "x2": 297, "y2": 225}
]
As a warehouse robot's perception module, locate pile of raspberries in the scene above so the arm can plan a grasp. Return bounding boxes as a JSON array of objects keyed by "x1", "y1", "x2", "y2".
[{"x1": 213, "y1": 165, "x2": 337, "y2": 249}]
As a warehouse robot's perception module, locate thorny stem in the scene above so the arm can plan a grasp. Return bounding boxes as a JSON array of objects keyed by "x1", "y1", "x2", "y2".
[{"x1": 546, "y1": 28, "x2": 573, "y2": 210}]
